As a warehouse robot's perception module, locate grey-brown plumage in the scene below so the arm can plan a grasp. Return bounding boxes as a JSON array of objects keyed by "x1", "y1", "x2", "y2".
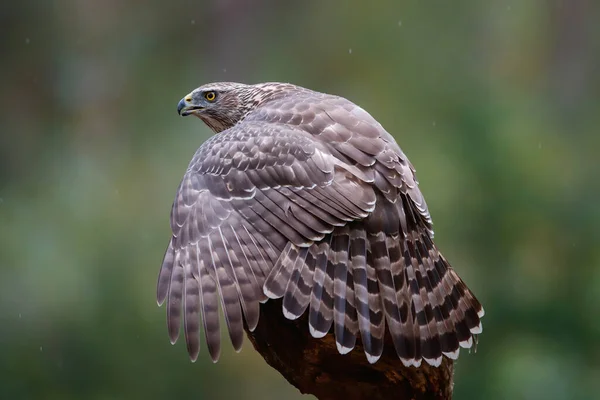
[{"x1": 159, "y1": 82, "x2": 484, "y2": 366}]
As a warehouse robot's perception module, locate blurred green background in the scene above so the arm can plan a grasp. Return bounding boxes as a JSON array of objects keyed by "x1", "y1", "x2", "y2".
[{"x1": 1, "y1": 1, "x2": 599, "y2": 399}]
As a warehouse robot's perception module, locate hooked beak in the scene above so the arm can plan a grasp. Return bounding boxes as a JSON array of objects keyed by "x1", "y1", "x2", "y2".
[{"x1": 177, "y1": 96, "x2": 203, "y2": 116}]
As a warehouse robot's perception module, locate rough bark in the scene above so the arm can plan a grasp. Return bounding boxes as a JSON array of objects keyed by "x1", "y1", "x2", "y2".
[{"x1": 246, "y1": 299, "x2": 454, "y2": 400}]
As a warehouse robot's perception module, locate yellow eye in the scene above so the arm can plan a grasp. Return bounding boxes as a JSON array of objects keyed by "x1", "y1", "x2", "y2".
[{"x1": 204, "y1": 91, "x2": 216, "y2": 102}]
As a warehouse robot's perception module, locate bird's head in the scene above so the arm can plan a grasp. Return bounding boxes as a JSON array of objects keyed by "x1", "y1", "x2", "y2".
[{"x1": 177, "y1": 82, "x2": 268, "y2": 133}]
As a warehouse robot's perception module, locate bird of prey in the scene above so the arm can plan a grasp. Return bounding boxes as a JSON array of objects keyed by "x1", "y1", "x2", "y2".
[{"x1": 157, "y1": 82, "x2": 484, "y2": 368}]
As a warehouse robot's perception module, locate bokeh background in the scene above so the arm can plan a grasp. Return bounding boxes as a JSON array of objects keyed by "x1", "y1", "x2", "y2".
[{"x1": 1, "y1": 1, "x2": 599, "y2": 399}]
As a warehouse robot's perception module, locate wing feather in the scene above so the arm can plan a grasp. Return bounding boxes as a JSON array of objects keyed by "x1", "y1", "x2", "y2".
[
  {"x1": 157, "y1": 241, "x2": 175, "y2": 306},
  {"x1": 331, "y1": 227, "x2": 356, "y2": 354},
  {"x1": 182, "y1": 246, "x2": 201, "y2": 361},
  {"x1": 159, "y1": 88, "x2": 483, "y2": 366},
  {"x1": 308, "y1": 238, "x2": 335, "y2": 338},
  {"x1": 166, "y1": 251, "x2": 184, "y2": 345},
  {"x1": 282, "y1": 244, "x2": 316, "y2": 319},
  {"x1": 207, "y1": 232, "x2": 244, "y2": 352},
  {"x1": 195, "y1": 239, "x2": 221, "y2": 362}
]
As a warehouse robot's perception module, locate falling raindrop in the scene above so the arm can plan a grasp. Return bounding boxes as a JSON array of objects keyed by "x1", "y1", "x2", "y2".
[
  {"x1": 398, "y1": 20, "x2": 402, "y2": 27},
  {"x1": 191, "y1": 20, "x2": 195, "y2": 25},
  {"x1": 25, "y1": 38, "x2": 30, "y2": 45},
  {"x1": 538, "y1": 142, "x2": 542, "y2": 149},
  {"x1": 432, "y1": 121, "x2": 436, "y2": 127},
  {"x1": 348, "y1": 48, "x2": 352, "y2": 54},
  {"x1": 40, "y1": 346, "x2": 43, "y2": 352}
]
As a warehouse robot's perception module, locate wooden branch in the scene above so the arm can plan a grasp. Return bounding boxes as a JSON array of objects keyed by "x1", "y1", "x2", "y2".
[{"x1": 246, "y1": 299, "x2": 454, "y2": 400}]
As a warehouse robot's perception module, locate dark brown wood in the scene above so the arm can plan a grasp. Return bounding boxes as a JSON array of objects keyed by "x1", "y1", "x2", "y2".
[{"x1": 246, "y1": 299, "x2": 454, "y2": 400}]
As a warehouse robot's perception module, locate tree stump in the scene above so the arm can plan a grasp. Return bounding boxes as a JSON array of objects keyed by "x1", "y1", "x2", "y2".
[{"x1": 246, "y1": 299, "x2": 454, "y2": 400}]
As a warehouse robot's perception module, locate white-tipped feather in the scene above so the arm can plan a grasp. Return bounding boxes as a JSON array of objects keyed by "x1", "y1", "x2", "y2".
[
  {"x1": 459, "y1": 336, "x2": 473, "y2": 349},
  {"x1": 424, "y1": 356, "x2": 443, "y2": 367},
  {"x1": 309, "y1": 324, "x2": 328, "y2": 339},
  {"x1": 282, "y1": 307, "x2": 301, "y2": 320},
  {"x1": 400, "y1": 357, "x2": 422, "y2": 368},
  {"x1": 263, "y1": 285, "x2": 280, "y2": 299},
  {"x1": 443, "y1": 348, "x2": 460, "y2": 360},
  {"x1": 336, "y1": 342, "x2": 353, "y2": 355},
  {"x1": 366, "y1": 353, "x2": 381, "y2": 364},
  {"x1": 471, "y1": 322, "x2": 483, "y2": 334}
]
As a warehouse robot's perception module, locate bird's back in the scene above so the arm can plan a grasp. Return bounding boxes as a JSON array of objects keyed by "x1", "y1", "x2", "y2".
[{"x1": 159, "y1": 82, "x2": 483, "y2": 367}]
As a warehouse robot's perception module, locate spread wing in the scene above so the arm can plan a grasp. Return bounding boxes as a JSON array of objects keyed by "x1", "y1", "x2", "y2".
[
  {"x1": 246, "y1": 92, "x2": 483, "y2": 366},
  {"x1": 156, "y1": 120, "x2": 377, "y2": 362},
  {"x1": 158, "y1": 90, "x2": 484, "y2": 367}
]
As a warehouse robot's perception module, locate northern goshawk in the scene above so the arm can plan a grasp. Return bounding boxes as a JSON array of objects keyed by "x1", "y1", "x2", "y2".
[{"x1": 157, "y1": 82, "x2": 484, "y2": 367}]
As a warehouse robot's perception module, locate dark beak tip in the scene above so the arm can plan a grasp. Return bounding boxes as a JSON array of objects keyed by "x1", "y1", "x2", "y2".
[{"x1": 177, "y1": 99, "x2": 186, "y2": 116}]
